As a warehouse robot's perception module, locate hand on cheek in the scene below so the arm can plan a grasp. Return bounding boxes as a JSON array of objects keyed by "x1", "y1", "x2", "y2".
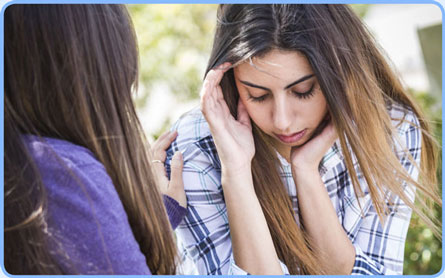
[{"x1": 290, "y1": 114, "x2": 337, "y2": 173}]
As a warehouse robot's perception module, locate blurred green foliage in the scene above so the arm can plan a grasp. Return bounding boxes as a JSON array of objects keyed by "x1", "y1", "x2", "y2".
[
  {"x1": 128, "y1": 4, "x2": 216, "y2": 106},
  {"x1": 128, "y1": 4, "x2": 217, "y2": 138},
  {"x1": 128, "y1": 4, "x2": 442, "y2": 274},
  {"x1": 350, "y1": 4, "x2": 370, "y2": 18},
  {"x1": 404, "y1": 91, "x2": 442, "y2": 275}
]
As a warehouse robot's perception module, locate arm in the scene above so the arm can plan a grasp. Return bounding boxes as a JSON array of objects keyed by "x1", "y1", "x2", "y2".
[
  {"x1": 166, "y1": 132, "x2": 287, "y2": 275},
  {"x1": 293, "y1": 168, "x2": 356, "y2": 274},
  {"x1": 290, "y1": 120, "x2": 355, "y2": 274},
  {"x1": 222, "y1": 164, "x2": 283, "y2": 275},
  {"x1": 291, "y1": 109, "x2": 420, "y2": 275},
  {"x1": 200, "y1": 63, "x2": 283, "y2": 275},
  {"x1": 167, "y1": 63, "x2": 285, "y2": 275},
  {"x1": 163, "y1": 194, "x2": 187, "y2": 230}
]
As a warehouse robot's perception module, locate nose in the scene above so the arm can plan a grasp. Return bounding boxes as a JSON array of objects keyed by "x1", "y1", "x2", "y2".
[{"x1": 272, "y1": 96, "x2": 292, "y2": 132}]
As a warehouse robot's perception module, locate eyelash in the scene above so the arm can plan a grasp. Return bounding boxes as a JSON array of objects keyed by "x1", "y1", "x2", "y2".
[
  {"x1": 249, "y1": 94, "x2": 268, "y2": 102},
  {"x1": 249, "y1": 84, "x2": 316, "y2": 103},
  {"x1": 292, "y1": 84, "x2": 315, "y2": 100}
]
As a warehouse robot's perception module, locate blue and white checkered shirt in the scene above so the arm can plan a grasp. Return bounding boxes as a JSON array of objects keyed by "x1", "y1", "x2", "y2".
[{"x1": 166, "y1": 102, "x2": 420, "y2": 275}]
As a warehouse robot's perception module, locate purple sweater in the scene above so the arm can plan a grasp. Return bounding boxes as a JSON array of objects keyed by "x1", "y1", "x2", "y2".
[{"x1": 24, "y1": 135, "x2": 187, "y2": 274}]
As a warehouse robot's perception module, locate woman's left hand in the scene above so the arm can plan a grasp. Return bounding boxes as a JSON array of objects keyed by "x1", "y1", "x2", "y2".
[
  {"x1": 290, "y1": 116, "x2": 356, "y2": 275},
  {"x1": 290, "y1": 115, "x2": 338, "y2": 174},
  {"x1": 151, "y1": 130, "x2": 187, "y2": 208}
]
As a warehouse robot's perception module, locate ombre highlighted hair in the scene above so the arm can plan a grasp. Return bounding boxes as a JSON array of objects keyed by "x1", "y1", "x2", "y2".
[{"x1": 206, "y1": 4, "x2": 441, "y2": 274}]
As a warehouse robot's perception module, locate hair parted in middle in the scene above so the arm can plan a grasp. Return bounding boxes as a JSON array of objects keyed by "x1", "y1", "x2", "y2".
[{"x1": 205, "y1": 4, "x2": 440, "y2": 274}]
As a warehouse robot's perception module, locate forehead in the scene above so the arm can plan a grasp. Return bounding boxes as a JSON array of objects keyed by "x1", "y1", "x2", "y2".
[{"x1": 234, "y1": 49, "x2": 313, "y2": 83}]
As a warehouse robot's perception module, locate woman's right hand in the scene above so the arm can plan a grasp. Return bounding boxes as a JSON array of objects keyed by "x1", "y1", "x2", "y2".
[
  {"x1": 151, "y1": 130, "x2": 187, "y2": 208},
  {"x1": 200, "y1": 63, "x2": 255, "y2": 174}
]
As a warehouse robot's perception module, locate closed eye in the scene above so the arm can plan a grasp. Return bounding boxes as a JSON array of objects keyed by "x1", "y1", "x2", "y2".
[
  {"x1": 291, "y1": 83, "x2": 315, "y2": 100},
  {"x1": 248, "y1": 93, "x2": 269, "y2": 103}
]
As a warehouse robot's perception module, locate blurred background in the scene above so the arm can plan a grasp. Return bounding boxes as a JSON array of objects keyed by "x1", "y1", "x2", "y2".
[{"x1": 128, "y1": 4, "x2": 442, "y2": 274}]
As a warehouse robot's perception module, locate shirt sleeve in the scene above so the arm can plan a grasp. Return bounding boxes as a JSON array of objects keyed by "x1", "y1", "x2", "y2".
[
  {"x1": 41, "y1": 156, "x2": 152, "y2": 274},
  {"x1": 348, "y1": 109, "x2": 421, "y2": 275},
  {"x1": 163, "y1": 194, "x2": 187, "y2": 230},
  {"x1": 167, "y1": 133, "x2": 262, "y2": 275},
  {"x1": 165, "y1": 135, "x2": 231, "y2": 274}
]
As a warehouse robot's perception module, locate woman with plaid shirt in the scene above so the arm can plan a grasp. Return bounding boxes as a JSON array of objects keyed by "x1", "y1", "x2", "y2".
[{"x1": 166, "y1": 4, "x2": 440, "y2": 275}]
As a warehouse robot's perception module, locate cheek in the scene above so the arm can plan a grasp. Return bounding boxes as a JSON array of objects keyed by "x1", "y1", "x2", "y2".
[
  {"x1": 311, "y1": 95, "x2": 328, "y2": 124},
  {"x1": 298, "y1": 94, "x2": 328, "y2": 126}
]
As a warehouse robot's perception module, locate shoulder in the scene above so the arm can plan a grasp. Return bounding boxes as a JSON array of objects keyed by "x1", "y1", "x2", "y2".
[
  {"x1": 23, "y1": 135, "x2": 119, "y2": 209},
  {"x1": 170, "y1": 106, "x2": 212, "y2": 146},
  {"x1": 388, "y1": 102, "x2": 422, "y2": 154},
  {"x1": 388, "y1": 102, "x2": 421, "y2": 136},
  {"x1": 167, "y1": 107, "x2": 220, "y2": 170},
  {"x1": 321, "y1": 102, "x2": 421, "y2": 194},
  {"x1": 24, "y1": 135, "x2": 105, "y2": 170},
  {"x1": 23, "y1": 136, "x2": 149, "y2": 274}
]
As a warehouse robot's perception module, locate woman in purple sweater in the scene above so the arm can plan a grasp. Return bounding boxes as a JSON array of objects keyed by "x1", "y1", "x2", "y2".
[{"x1": 5, "y1": 5, "x2": 186, "y2": 275}]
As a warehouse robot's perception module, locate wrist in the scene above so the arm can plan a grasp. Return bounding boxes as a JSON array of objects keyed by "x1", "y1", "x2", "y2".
[
  {"x1": 291, "y1": 166, "x2": 322, "y2": 189},
  {"x1": 221, "y1": 162, "x2": 255, "y2": 192},
  {"x1": 221, "y1": 161, "x2": 252, "y2": 179},
  {"x1": 291, "y1": 163, "x2": 319, "y2": 176}
]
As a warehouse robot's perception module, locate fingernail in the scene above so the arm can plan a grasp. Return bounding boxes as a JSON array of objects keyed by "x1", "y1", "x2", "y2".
[{"x1": 216, "y1": 63, "x2": 230, "y2": 70}]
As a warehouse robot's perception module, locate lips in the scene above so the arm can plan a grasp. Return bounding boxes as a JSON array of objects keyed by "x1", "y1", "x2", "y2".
[{"x1": 275, "y1": 129, "x2": 307, "y2": 144}]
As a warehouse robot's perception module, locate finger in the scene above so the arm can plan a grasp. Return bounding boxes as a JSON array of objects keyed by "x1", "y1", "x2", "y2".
[
  {"x1": 237, "y1": 98, "x2": 251, "y2": 128},
  {"x1": 152, "y1": 160, "x2": 167, "y2": 176},
  {"x1": 169, "y1": 151, "x2": 184, "y2": 190},
  {"x1": 206, "y1": 62, "x2": 232, "y2": 89},
  {"x1": 200, "y1": 80, "x2": 218, "y2": 113},
  {"x1": 216, "y1": 84, "x2": 224, "y2": 101},
  {"x1": 154, "y1": 130, "x2": 178, "y2": 151},
  {"x1": 318, "y1": 120, "x2": 337, "y2": 150},
  {"x1": 152, "y1": 161, "x2": 169, "y2": 193},
  {"x1": 216, "y1": 86, "x2": 231, "y2": 115},
  {"x1": 201, "y1": 63, "x2": 231, "y2": 110},
  {"x1": 151, "y1": 130, "x2": 171, "y2": 153},
  {"x1": 201, "y1": 86, "x2": 217, "y2": 118},
  {"x1": 324, "y1": 121, "x2": 338, "y2": 144},
  {"x1": 215, "y1": 62, "x2": 232, "y2": 73},
  {"x1": 166, "y1": 152, "x2": 187, "y2": 208},
  {"x1": 156, "y1": 130, "x2": 172, "y2": 143}
]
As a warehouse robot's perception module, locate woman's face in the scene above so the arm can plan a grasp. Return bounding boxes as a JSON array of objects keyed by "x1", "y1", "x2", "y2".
[{"x1": 234, "y1": 49, "x2": 328, "y2": 154}]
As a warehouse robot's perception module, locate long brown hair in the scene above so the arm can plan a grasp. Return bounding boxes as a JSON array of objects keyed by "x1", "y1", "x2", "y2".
[
  {"x1": 206, "y1": 4, "x2": 441, "y2": 274},
  {"x1": 5, "y1": 4, "x2": 177, "y2": 274}
]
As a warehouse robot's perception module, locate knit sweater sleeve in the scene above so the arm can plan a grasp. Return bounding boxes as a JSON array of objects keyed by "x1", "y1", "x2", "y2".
[{"x1": 163, "y1": 194, "x2": 187, "y2": 230}]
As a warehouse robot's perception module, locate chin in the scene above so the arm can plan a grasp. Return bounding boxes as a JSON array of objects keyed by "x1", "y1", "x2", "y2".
[
  {"x1": 271, "y1": 135, "x2": 308, "y2": 150},
  {"x1": 288, "y1": 138, "x2": 308, "y2": 147}
]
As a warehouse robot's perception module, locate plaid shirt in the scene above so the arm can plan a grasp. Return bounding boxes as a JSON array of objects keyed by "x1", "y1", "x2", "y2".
[{"x1": 166, "y1": 103, "x2": 420, "y2": 275}]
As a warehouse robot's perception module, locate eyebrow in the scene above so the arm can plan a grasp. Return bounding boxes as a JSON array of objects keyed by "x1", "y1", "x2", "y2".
[{"x1": 239, "y1": 74, "x2": 315, "y2": 91}]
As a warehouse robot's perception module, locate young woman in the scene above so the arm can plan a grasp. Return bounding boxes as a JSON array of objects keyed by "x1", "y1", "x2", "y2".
[
  {"x1": 165, "y1": 4, "x2": 441, "y2": 275},
  {"x1": 5, "y1": 4, "x2": 186, "y2": 274}
]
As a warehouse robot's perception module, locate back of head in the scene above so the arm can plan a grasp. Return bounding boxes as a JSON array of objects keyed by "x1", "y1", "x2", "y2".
[
  {"x1": 6, "y1": 4, "x2": 138, "y2": 142},
  {"x1": 5, "y1": 4, "x2": 177, "y2": 274}
]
